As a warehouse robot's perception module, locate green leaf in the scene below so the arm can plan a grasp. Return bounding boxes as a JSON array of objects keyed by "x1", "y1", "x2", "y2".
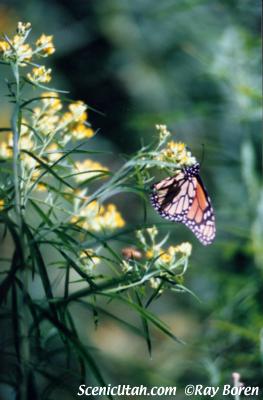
[
  {"x1": 23, "y1": 223, "x2": 57, "y2": 318},
  {"x1": 21, "y1": 150, "x2": 74, "y2": 191},
  {"x1": 29, "y1": 199, "x2": 53, "y2": 227},
  {"x1": 0, "y1": 214, "x2": 24, "y2": 305},
  {"x1": 101, "y1": 293, "x2": 184, "y2": 344},
  {"x1": 135, "y1": 290, "x2": 152, "y2": 356},
  {"x1": 34, "y1": 304, "x2": 111, "y2": 396},
  {"x1": 58, "y1": 249, "x2": 97, "y2": 289},
  {"x1": 11, "y1": 282, "x2": 21, "y2": 362},
  {"x1": 77, "y1": 299, "x2": 147, "y2": 339}
]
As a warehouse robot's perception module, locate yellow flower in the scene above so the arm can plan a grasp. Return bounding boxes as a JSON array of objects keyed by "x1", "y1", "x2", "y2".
[
  {"x1": 41, "y1": 92, "x2": 62, "y2": 113},
  {"x1": 71, "y1": 123, "x2": 94, "y2": 140},
  {"x1": 27, "y1": 66, "x2": 52, "y2": 84},
  {"x1": 72, "y1": 200, "x2": 125, "y2": 231},
  {"x1": 74, "y1": 159, "x2": 108, "y2": 182},
  {"x1": 160, "y1": 251, "x2": 172, "y2": 263},
  {"x1": 146, "y1": 246, "x2": 173, "y2": 263},
  {"x1": 0, "y1": 22, "x2": 33, "y2": 65},
  {"x1": 69, "y1": 101, "x2": 87, "y2": 122},
  {"x1": 46, "y1": 143, "x2": 60, "y2": 162},
  {"x1": 59, "y1": 111, "x2": 73, "y2": 126},
  {"x1": 0, "y1": 37, "x2": 32, "y2": 65},
  {"x1": 57, "y1": 102, "x2": 94, "y2": 141},
  {"x1": 19, "y1": 134, "x2": 34, "y2": 151},
  {"x1": 36, "y1": 183, "x2": 47, "y2": 192},
  {"x1": 35, "y1": 113, "x2": 60, "y2": 135},
  {"x1": 17, "y1": 133, "x2": 35, "y2": 168},
  {"x1": 0, "y1": 199, "x2": 5, "y2": 210},
  {"x1": 0, "y1": 141, "x2": 12, "y2": 159},
  {"x1": 16, "y1": 43, "x2": 33, "y2": 63},
  {"x1": 35, "y1": 34, "x2": 55, "y2": 56},
  {"x1": 102, "y1": 204, "x2": 125, "y2": 229},
  {"x1": 0, "y1": 41, "x2": 10, "y2": 53},
  {"x1": 173, "y1": 242, "x2": 192, "y2": 257},
  {"x1": 31, "y1": 170, "x2": 41, "y2": 181},
  {"x1": 157, "y1": 140, "x2": 196, "y2": 167},
  {"x1": 145, "y1": 249, "x2": 154, "y2": 259}
]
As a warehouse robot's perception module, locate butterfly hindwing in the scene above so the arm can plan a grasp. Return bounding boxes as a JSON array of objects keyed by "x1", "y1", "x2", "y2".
[{"x1": 183, "y1": 176, "x2": 216, "y2": 245}]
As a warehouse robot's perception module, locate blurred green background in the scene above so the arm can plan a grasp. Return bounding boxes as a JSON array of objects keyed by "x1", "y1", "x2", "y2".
[{"x1": 0, "y1": 0, "x2": 262, "y2": 398}]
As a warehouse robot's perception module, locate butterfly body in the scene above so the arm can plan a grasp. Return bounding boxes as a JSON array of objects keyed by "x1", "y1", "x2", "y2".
[{"x1": 151, "y1": 163, "x2": 216, "y2": 245}]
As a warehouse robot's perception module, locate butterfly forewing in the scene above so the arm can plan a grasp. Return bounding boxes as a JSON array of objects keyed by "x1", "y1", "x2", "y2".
[{"x1": 151, "y1": 173, "x2": 197, "y2": 222}]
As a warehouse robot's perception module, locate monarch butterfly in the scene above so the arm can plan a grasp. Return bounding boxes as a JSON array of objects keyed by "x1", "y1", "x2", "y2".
[{"x1": 150, "y1": 163, "x2": 216, "y2": 245}]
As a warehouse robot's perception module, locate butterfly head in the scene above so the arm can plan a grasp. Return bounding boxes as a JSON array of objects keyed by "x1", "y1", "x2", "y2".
[{"x1": 183, "y1": 163, "x2": 200, "y2": 178}]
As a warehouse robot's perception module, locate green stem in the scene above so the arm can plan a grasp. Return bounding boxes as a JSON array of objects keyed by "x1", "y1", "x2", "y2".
[
  {"x1": 11, "y1": 102, "x2": 21, "y2": 218},
  {"x1": 11, "y1": 61, "x2": 30, "y2": 400}
]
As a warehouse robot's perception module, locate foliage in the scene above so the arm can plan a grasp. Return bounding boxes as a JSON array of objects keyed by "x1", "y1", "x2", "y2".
[
  {"x1": 0, "y1": 1, "x2": 262, "y2": 399},
  {"x1": 0, "y1": 23, "x2": 197, "y2": 399}
]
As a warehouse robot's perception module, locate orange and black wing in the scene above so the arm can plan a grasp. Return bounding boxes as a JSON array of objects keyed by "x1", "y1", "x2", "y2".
[
  {"x1": 151, "y1": 172, "x2": 197, "y2": 222},
  {"x1": 183, "y1": 176, "x2": 216, "y2": 245}
]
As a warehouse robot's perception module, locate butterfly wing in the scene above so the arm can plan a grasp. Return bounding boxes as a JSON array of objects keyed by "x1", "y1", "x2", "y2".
[
  {"x1": 151, "y1": 171, "x2": 216, "y2": 246},
  {"x1": 183, "y1": 176, "x2": 216, "y2": 245},
  {"x1": 151, "y1": 172, "x2": 197, "y2": 222}
]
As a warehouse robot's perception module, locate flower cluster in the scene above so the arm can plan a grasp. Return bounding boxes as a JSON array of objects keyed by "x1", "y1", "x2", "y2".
[
  {"x1": 133, "y1": 226, "x2": 192, "y2": 288},
  {"x1": 0, "y1": 22, "x2": 55, "y2": 70},
  {"x1": 0, "y1": 127, "x2": 34, "y2": 163},
  {"x1": 0, "y1": 57, "x2": 124, "y2": 230},
  {"x1": 29, "y1": 93, "x2": 94, "y2": 141},
  {"x1": 145, "y1": 242, "x2": 192, "y2": 263},
  {"x1": 74, "y1": 159, "x2": 109, "y2": 183},
  {"x1": 154, "y1": 124, "x2": 196, "y2": 168},
  {"x1": 0, "y1": 92, "x2": 95, "y2": 168},
  {"x1": 71, "y1": 199, "x2": 125, "y2": 232},
  {"x1": 61, "y1": 101, "x2": 94, "y2": 141},
  {"x1": 137, "y1": 226, "x2": 192, "y2": 263},
  {"x1": 27, "y1": 66, "x2": 52, "y2": 84}
]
